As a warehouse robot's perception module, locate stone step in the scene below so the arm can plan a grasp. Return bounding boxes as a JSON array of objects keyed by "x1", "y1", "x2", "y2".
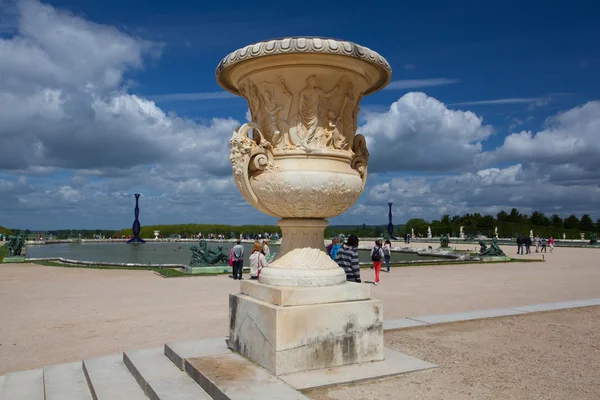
[
  {"x1": 44, "y1": 362, "x2": 91, "y2": 400},
  {"x1": 0, "y1": 369, "x2": 44, "y2": 400},
  {"x1": 83, "y1": 355, "x2": 147, "y2": 400},
  {"x1": 164, "y1": 338, "x2": 230, "y2": 370},
  {"x1": 184, "y1": 352, "x2": 309, "y2": 400},
  {"x1": 123, "y1": 347, "x2": 212, "y2": 400}
]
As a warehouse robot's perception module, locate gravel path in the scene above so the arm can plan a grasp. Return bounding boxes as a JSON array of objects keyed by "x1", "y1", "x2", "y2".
[
  {"x1": 307, "y1": 307, "x2": 600, "y2": 400},
  {"x1": 0, "y1": 245, "x2": 599, "y2": 374}
]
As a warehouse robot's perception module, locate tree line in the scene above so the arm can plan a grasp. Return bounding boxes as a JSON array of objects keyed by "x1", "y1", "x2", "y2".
[{"x1": 401, "y1": 209, "x2": 600, "y2": 239}]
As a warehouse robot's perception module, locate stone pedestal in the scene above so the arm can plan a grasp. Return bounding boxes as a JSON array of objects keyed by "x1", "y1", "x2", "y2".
[{"x1": 228, "y1": 280, "x2": 383, "y2": 376}]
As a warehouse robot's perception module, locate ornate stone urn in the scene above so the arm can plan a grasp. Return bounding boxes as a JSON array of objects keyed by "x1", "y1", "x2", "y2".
[
  {"x1": 217, "y1": 38, "x2": 392, "y2": 376},
  {"x1": 217, "y1": 37, "x2": 391, "y2": 287}
]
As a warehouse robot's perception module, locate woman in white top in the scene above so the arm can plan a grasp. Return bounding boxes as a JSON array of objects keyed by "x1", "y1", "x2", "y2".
[{"x1": 249, "y1": 241, "x2": 268, "y2": 279}]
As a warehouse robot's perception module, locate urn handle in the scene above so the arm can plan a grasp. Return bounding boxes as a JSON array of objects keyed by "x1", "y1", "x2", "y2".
[
  {"x1": 230, "y1": 122, "x2": 278, "y2": 217},
  {"x1": 351, "y1": 134, "x2": 369, "y2": 187}
]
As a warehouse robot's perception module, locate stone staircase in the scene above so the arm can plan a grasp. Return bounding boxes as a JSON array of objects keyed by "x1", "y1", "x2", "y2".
[{"x1": 0, "y1": 338, "x2": 309, "y2": 400}]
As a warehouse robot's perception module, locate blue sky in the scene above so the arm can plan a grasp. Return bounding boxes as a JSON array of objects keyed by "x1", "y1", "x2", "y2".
[{"x1": 0, "y1": 0, "x2": 599, "y2": 229}]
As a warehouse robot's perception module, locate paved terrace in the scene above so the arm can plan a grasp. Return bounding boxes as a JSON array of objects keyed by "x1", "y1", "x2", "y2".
[{"x1": 1, "y1": 245, "x2": 598, "y2": 374}]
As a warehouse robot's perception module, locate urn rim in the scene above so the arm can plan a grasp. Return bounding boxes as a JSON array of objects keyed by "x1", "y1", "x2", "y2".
[{"x1": 216, "y1": 37, "x2": 392, "y2": 96}]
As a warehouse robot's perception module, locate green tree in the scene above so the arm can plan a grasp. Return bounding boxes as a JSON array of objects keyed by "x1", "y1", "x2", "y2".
[
  {"x1": 564, "y1": 215, "x2": 580, "y2": 230},
  {"x1": 402, "y1": 218, "x2": 429, "y2": 236},
  {"x1": 579, "y1": 214, "x2": 595, "y2": 231},
  {"x1": 550, "y1": 214, "x2": 563, "y2": 227},
  {"x1": 496, "y1": 210, "x2": 508, "y2": 222},
  {"x1": 530, "y1": 211, "x2": 550, "y2": 226},
  {"x1": 596, "y1": 218, "x2": 600, "y2": 232},
  {"x1": 507, "y1": 208, "x2": 522, "y2": 223}
]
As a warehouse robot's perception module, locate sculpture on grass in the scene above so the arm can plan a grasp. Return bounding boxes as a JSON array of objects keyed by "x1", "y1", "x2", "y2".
[
  {"x1": 189, "y1": 240, "x2": 229, "y2": 266},
  {"x1": 6, "y1": 234, "x2": 24, "y2": 256}
]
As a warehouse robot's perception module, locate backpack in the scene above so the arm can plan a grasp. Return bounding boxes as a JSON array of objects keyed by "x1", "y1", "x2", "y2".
[{"x1": 371, "y1": 247, "x2": 381, "y2": 262}]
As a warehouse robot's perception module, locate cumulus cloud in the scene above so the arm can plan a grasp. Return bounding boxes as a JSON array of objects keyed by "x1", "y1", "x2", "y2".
[
  {"x1": 0, "y1": 0, "x2": 258, "y2": 228},
  {"x1": 359, "y1": 92, "x2": 493, "y2": 172},
  {"x1": 486, "y1": 101, "x2": 600, "y2": 171},
  {"x1": 357, "y1": 164, "x2": 600, "y2": 223}
]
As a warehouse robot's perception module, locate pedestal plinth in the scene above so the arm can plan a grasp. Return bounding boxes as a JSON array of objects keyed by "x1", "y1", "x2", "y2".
[{"x1": 228, "y1": 280, "x2": 384, "y2": 376}]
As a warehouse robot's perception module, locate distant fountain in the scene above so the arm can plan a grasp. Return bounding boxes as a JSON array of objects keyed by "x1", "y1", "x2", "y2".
[{"x1": 127, "y1": 193, "x2": 146, "y2": 244}]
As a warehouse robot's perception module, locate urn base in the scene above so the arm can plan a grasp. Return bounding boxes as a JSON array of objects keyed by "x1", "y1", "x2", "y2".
[{"x1": 259, "y1": 218, "x2": 346, "y2": 287}]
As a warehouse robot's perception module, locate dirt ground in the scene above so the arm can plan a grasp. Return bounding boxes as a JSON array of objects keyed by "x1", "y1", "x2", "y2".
[
  {"x1": 307, "y1": 307, "x2": 600, "y2": 400},
  {"x1": 0, "y1": 245, "x2": 599, "y2": 374}
]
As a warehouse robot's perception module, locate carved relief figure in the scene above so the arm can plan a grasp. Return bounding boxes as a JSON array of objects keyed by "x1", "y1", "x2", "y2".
[
  {"x1": 298, "y1": 75, "x2": 341, "y2": 146},
  {"x1": 260, "y1": 76, "x2": 294, "y2": 149},
  {"x1": 339, "y1": 82, "x2": 355, "y2": 149}
]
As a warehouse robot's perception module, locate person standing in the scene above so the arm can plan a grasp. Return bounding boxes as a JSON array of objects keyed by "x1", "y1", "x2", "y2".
[
  {"x1": 336, "y1": 235, "x2": 361, "y2": 283},
  {"x1": 525, "y1": 235, "x2": 532, "y2": 254},
  {"x1": 548, "y1": 236, "x2": 555, "y2": 252},
  {"x1": 383, "y1": 239, "x2": 392, "y2": 272},
  {"x1": 231, "y1": 240, "x2": 245, "y2": 280},
  {"x1": 370, "y1": 240, "x2": 384, "y2": 285},
  {"x1": 540, "y1": 237, "x2": 547, "y2": 253},
  {"x1": 249, "y1": 241, "x2": 267, "y2": 279},
  {"x1": 329, "y1": 238, "x2": 341, "y2": 260},
  {"x1": 262, "y1": 239, "x2": 270, "y2": 257},
  {"x1": 326, "y1": 238, "x2": 336, "y2": 257},
  {"x1": 534, "y1": 235, "x2": 541, "y2": 252},
  {"x1": 516, "y1": 234, "x2": 523, "y2": 255}
]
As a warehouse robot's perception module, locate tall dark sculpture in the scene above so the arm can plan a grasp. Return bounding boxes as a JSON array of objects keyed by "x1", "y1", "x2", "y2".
[
  {"x1": 387, "y1": 202, "x2": 398, "y2": 240},
  {"x1": 127, "y1": 193, "x2": 145, "y2": 244}
]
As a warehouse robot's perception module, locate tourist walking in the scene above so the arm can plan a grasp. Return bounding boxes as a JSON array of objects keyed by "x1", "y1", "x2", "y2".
[
  {"x1": 370, "y1": 240, "x2": 384, "y2": 285},
  {"x1": 516, "y1": 235, "x2": 523, "y2": 254},
  {"x1": 525, "y1": 235, "x2": 532, "y2": 254},
  {"x1": 383, "y1": 239, "x2": 392, "y2": 272},
  {"x1": 231, "y1": 240, "x2": 244, "y2": 280},
  {"x1": 540, "y1": 237, "x2": 547, "y2": 253},
  {"x1": 548, "y1": 236, "x2": 555, "y2": 252},
  {"x1": 534, "y1": 235, "x2": 541, "y2": 252},
  {"x1": 336, "y1": 235, "x2": 361, "y2": 283},
  {"x1": 249, "y1": 241, "x2": 267, "y2": 279}
]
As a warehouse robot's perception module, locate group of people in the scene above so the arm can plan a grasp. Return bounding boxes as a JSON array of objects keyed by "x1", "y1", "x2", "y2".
[
  {"x1": 328, "y1": 236, "x2": 392, "y2": 285},
  {"x1": 228, "y1": 239, "x2": 271, "y2": 280},
  {"x1": 516, "y1": 234, "x2": 555, "y2": 254},
  {"x1": 229, "y1": 236, "x2": 393, "y2": 286}
]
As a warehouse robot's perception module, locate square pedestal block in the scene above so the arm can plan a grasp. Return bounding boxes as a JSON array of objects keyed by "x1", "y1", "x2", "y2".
[
  {"x1": 228, "y1": 284, "x2": 384, "y2": 376},
  {"x1": 239, "y1": 280, "x2": 371, "y2": 306}
]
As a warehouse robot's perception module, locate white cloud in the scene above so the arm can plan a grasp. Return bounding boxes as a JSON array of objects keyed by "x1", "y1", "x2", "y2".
[
  {"x1": 384, "y1": 78, "x2": 459, "y2": 90},
  {"x1": 359, "y1": 92, "x2": 493, "y2": 172},
  {"x1": 486, "y1": 101, "x2": 600, "y2": 171},
  {"x1": 360, "y1": 164, "x2": 600, "y2": 222},
  {"x1": 149, "y1": 91, "x2": 235, "y2": 102}
]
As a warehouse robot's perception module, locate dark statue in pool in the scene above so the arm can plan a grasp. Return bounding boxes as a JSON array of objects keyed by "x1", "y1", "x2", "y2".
[
  {"x1": 479, "y1": 239, "x2": 506, "y2": 257},
  {"x1": 387, "y1": 202, "x2": 398, "y2": 240},
  {"x1": 589, "y1": 233, "x2": 598, "y2": 246},
  {"x1": 7, "y1": 234, "x2": 25, "y2": 256},
  {"x1": 439, "y1": 234, "x2": 450, "y2": 248},
  {"x1": 189, "y1": 240, "x2": 229, "y2": 266},
  {"x1": 127, "y1": 193, "x2": 145, "y2": 244}
]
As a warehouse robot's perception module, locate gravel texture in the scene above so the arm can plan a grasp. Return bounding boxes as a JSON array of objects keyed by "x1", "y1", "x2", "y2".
[
  {"x1": 0, "y1": 244, "x2": 599, "y2": 374},
  {"x1": 307, "y1": 307, "x2": 600, "y2": 400}
]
